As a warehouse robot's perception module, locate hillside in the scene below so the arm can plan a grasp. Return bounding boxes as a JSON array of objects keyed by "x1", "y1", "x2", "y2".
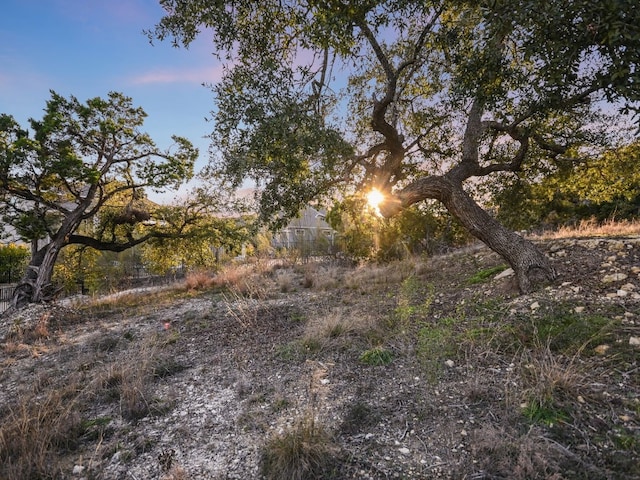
[{"x1": 0, "y1": 235, "x2": 639, "y2": 479}]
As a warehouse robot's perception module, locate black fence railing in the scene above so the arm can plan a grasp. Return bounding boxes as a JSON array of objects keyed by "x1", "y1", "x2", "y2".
[{"x1": 0, "y1": 284, "x2": 15, "y2": 314}]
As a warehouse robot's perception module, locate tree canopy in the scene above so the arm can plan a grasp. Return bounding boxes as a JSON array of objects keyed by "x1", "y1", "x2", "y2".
[
  {"x1": 0, "y1": 91, "x2": 202, "y2": 306},
  {"x1": 149, "y1": 0, "x2": 640, "y2": 291}
]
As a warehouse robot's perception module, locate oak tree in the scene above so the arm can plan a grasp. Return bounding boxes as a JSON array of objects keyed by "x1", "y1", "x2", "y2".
[
  {"x1": 150, "y1": 0, "x2": 640, "y2": 292},
  {"x1": 0, "y1": 91, "x2": 198, "y2": 308}
]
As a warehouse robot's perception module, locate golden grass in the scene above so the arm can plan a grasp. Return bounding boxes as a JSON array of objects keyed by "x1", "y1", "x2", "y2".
[
  {"x1": 0, "y1": 383, "x2": 83, "y2": 479},
  {"x1": 183, "y1": 270, "x2": 215, "y2": 290},
  {"x1": 261, "y1": 414, "x2": 338, "y2": 480},
  {"x1": 533, "y1": 218, "x2": 640, "y2": 240}
]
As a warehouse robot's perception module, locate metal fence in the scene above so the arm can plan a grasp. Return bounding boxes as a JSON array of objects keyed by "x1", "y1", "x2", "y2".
[{"x1": 0, "y1": 284, "x2": 15, "y2": 314}]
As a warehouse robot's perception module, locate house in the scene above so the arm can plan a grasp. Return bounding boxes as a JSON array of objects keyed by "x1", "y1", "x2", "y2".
[{"x1": 272, "y1": 206, "x2": 337, "y2": 255}]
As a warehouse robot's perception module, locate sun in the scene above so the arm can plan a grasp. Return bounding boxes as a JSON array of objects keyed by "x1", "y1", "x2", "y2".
[{"x1": 366, "y1": 188, "x2": 385, "y2": 212}]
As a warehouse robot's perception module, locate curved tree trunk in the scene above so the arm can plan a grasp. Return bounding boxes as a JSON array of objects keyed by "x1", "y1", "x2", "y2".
[
  {"x1": 12, "y1": 240, "x2": 64, "y2": 309},
  {"x1": 380, "y1": 175, "x2": 556, "y2": 293}
]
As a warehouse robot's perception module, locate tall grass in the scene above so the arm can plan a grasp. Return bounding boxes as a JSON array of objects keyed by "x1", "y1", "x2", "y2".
[{"x1": 534, "y1": 218, "x2": 640, "y2": 239}]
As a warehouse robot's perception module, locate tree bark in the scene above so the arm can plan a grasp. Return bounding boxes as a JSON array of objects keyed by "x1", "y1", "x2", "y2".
[
  {"x1": 380, "y1": 175, "x2": 556, "y2": 293},
  {"x1": 12, "y1": 240, "x2": 64, "y2": 309}
]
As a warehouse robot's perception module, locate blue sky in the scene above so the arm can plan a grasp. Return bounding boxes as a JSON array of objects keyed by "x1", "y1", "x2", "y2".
[{"x1": 1, "y1": 0, "x2": 222, "y2": 203}]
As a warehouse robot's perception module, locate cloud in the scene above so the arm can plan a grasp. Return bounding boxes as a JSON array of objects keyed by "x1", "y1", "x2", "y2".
[{"x1": 129, "y1": 66, "x2": 225, "y2": 85}]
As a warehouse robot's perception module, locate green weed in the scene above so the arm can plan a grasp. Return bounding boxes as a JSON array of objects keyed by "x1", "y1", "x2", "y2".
[
  {"x1": 467, "y1": 264, "x2": 508, "y2": 284},
  {"x1": 506, "y1": 307, "x2": 617, "y2": 354},
  {"x1": 417, "y1": 316, "x2": 458, "y2": 381},
  {"x1": 359, "y1": 346, "x2": 393, "y2": 366},
  {"x1": 522, "y1": 402, "x2": 569, "y2": 427},
  {"x1": 389, "y1": 277, "x2": 434, "y2": 330}
]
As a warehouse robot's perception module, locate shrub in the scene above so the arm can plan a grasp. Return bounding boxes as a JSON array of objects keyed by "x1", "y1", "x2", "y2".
[{"x1": 359, "y1": 346, "x2": 393, "y2": 366}]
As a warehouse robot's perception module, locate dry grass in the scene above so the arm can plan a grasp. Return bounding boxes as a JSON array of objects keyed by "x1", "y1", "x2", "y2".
[
  {"x1": 302, "y1": 309, "x2": 380, "y2": 353},
  {"x1": 518, "y1": 345, "x2": 584, "y2": 426},
  {"x1": 344, "y1": 258, "x2": 415, "y2": 290},
  {"x1": 78, "y1": 287, "x2": 183, "y2": 317},
  {"x1": 469, "y1": 425, "x2": 567, "y2": 480},
  {"x1": 261, "y1": 414, "x2": 339, "y2": 480},
  {"x1": 161, "y1": 465, "x2": 188, "y2": 480},
  {"x1": 534, "y1": 218, "x2": 640, "y2": 239},
  {"x1": 0, "y1": 383, "x2": 83, "y2": 479},
  {"x1": 0, "y1": 329, "x2": 170, "y2": 479},
  {"x1": 183, "y1": 270, "x2": 215, "y2": 290}
]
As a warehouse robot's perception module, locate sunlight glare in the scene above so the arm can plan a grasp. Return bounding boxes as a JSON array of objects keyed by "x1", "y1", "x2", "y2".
[{"x1": 367, "y1": 188, "x2": 385, "y2": 213}]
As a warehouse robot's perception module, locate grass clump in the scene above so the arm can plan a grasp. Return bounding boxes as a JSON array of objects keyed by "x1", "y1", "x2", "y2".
[
  {"x1": 519, "y1": 346, "x2": 583, "y2": 427},
  {"x1": 467, "y1": 264, "x2": 509, "y2": 284},
  {"x1": 359, "y1": 346, "x2": 393, "y2": 366},
  {"x1": 502, "y1": 306, "x2": 617, "y2": 355},
  {"x1": 391, "y1": 277, "x2": 434, "y2": 325},
  {"x1": 183, "y1": 270, "x2": 215, "y2": 290},
  {"x1": 0, "y1": 388, "x2": 83, "y2": 479},
  {"x1": 261, "y1": 415, "x2": 339, "y2": 480}
]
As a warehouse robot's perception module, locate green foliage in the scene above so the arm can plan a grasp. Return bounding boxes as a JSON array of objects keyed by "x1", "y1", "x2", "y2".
[
  {"x1": 493, "y1": 142, "x2": 640, "y2": 230},
  {"x1": 150, "y1": 0, "x2": 640, "y2": 275},
  {"x1": 493, "y1": 304, "x2": 618, "y2": 355},
  {"x1": 1, "y1": 91, "x2": 200, "y2": 302},
  {"x1": 416, "y1": 316, "x2": 458, "y2": 381},
  {"x1": 53, "y1": 245, "x2": 100, "y2": 294},
  {"x1": 522, "y1": 402, "x2": 569, "y2": 427},
  {"x1": 390, "y1": 276, "x2": 434, "y2": 330},
  {"x1": 467, "y1": 264, "x2": 508, "y2": 284},
  {"x1": 0, "y1": 243, "x2": 29, "y2": 283},
  {"x1": 359, "y1": 346, "x2": 393, "y2": 366},
  {"x1": 327, "y1": 196, "x2": 378, "y2": 260},
  {"x1": 328, "y1": 197, "x2": 472, "y2": 261},
  {"x1": 141, "y1": 214, "x2": 250, "y2": 275}
]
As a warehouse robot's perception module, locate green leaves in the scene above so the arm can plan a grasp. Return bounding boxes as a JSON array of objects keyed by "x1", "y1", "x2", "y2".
[
  {"x1": 151, "y1": 0, "x2": 640, "y2": 235},
  {"x1": 0, "y1": 91, "x2": 197, "y2": 248}
]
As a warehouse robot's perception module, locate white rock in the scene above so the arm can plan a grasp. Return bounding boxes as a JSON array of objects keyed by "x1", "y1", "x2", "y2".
[
  {"x1": 629, "y1": 337, "x2": 640, "y2": 346},
  {"x1": 445, "y1": 359, "x2": 455, "y2": 368},
  {"x1": 621, "y1": 283, "x2": 636, "y2": 291},
  {"x1": 399, "y1": 447, "x2": 411, "y2": 455},
  {"x1": 574, "y1": 306, "x2": 585, "y2": 313},
  {"x1": 601, "y1": 273, "x2": 628, "y2": 283},
  {"x1": 617, "y1": 290, "x2": 629, "y2": 297},
  {"x1": 73, "y1": 465, "x2": 85, "y2": 475},
  {"x1": 530, "y1": 301, "x2": 540, "y2": 310},
  {"x1": 494, "y1": 268, "x2": 514, "y2": 280}
]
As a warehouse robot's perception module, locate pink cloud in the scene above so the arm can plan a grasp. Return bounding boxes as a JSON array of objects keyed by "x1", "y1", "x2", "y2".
[{"x1": 129, "y1": 65, "x2": 225, "y2": 85}]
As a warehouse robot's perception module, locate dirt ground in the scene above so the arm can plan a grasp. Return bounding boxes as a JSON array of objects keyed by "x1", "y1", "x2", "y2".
[{"x1": 1, "y1": 235, "x2": 639, "y2": 479}]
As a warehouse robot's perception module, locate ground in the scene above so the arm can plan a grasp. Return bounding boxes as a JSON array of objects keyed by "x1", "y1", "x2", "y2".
[{"x1": 0, "y1": 234, "x2": 639, "y2": 480}]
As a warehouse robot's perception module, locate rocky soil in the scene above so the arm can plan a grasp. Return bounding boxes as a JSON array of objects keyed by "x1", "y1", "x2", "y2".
[{"x1": 0, "y1": 235, "x2": 639, "y2": 480}]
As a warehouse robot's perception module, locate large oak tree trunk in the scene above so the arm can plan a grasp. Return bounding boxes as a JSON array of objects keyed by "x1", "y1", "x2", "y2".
[{"x1": 380, "y1": 175, "x2": 556, "y2": 293}]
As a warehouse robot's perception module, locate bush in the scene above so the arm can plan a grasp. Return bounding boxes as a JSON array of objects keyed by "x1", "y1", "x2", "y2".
[{"x1": 0, "y1": 243, "x2": 29, "y2": 283}]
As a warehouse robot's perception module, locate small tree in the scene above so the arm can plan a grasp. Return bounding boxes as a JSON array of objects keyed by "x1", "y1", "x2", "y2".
[{"x1": 0, "y1": 91, "x2": 198, "y2": 308}]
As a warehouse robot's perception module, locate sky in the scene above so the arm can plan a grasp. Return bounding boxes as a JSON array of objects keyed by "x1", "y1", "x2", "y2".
[{"x1": 0, "y1": 0, "x2": 223, "y2": 203}]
